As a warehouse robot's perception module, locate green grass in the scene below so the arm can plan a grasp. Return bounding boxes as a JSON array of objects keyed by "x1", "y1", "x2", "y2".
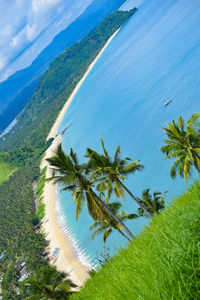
[
  {"x1": 72, "y1": 181, "x2": 200, "y2": 300},
  {"x1": 0, "y1": 162, "x2": 16, "y2": 185},
  {"x1": 35, "y1": 167, "x2": 46, "y2": 220}
]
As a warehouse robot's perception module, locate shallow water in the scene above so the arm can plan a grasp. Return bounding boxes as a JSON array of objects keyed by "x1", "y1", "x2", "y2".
[{"x1": 57, "y1": 0, "x2": 200, "y2": 267}]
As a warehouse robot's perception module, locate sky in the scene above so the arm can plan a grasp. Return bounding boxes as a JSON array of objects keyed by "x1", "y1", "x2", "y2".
[
  {"x1": 119, "y1": 0, "x2": 144, "y2": 11},
  {"x1": 0, "y1": 0, "x2": 93, "y2": 82}
]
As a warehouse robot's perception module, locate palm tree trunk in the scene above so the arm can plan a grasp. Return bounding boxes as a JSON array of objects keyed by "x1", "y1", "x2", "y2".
[
  {"x1": 193, "y1": 155, "x2": 200, "y2": 173},
  {"x1": 118, "y1": 229, "x2": 132, "y2": 242},
  {"x1": 89, "y1": 189, "x2": 135, "y2": 240},
  {"x1": 117, "y1": 178, "x2": 153, "y2": 218}
]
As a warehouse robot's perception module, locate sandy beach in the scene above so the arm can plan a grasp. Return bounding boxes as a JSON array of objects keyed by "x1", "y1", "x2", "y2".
[
  {"x1": 40, "y1": 135, "x2": 90, "y2": 286},
  {"x1": 40, "y1": 29, "x2": 119, "y2": 286},
  {"x1": 40, "y1": 28, "x2": 120, "y2": 286}
]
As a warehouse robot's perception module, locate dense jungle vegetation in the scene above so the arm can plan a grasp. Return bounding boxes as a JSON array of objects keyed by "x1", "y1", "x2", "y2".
[{"x1": 0, "y1": 9, "x2": 136, "y2": 299}]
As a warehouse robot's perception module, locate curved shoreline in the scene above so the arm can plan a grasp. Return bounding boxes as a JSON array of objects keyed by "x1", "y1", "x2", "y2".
[
  {"x1": 40, "y1": 28, "x2": 120, "y2": 286},
  {"x1": 41, "y1": 135, "x2": 90, "y2": 286},
  {"x1": 47, "y1": 27, "x2": 120, "y2": 140}
]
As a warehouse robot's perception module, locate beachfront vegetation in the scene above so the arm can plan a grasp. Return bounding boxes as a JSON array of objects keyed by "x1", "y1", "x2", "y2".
[
  {"x1": 1, "y1": 264, "x2": 20, "y2": 299},
  {"x1": 0, "y1": 165, "x2": 48, "y2": 299},
  {"x1": 137, "y1": 188, "x2": 166, "y2": 217},
  {"x1": 86, "y1": 139, "x2": 152, "y2": 218},
  {"x1": 90, "y1": 201, "x2": 138, "y2": 243},
  {"x1": 0, "y1": 10, "x2": 136, "y2": 298},
  {"x1": 71, "y1": 180, "x2": 200, "y2": 300},
  {"x1": 24, "y1": 266, "x2": 76, "y2": 299},
  {"x1": 35, "y1": 167, "x2": 47, "y2": 221},
  {"x1": 161, "y1": 113, "x2": 200, "y2": 183},
  {"x1": 47, "y1": 145, "x2": 134, "y2": 241},
  {"x1": 0, "y1": 0, "x2": 198, "y2": 295},
  {"x1": 47, "y1": 141, "x2": 168, "y2": 243}
]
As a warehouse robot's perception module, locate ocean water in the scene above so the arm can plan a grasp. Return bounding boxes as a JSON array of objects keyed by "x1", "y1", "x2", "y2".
[{"x1": 57, "y1": 0, "x2": 200, "y2": 268}]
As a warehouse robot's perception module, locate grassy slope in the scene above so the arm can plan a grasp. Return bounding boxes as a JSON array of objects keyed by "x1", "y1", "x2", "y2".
[
  {"x1": 0, "y1": 162, "x2": 16, "y2": 185},
  {"x1": 72, "y1": 181, "x2": 200, "y2": 300}
]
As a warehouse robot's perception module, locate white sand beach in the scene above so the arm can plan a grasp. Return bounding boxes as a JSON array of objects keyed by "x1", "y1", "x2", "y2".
[
  {"x1": 40, "y1": 28, "x2": 120, "y2": 286},
  {"x1": 40, "y1": 135, "x2": 90, "y2": 286}
]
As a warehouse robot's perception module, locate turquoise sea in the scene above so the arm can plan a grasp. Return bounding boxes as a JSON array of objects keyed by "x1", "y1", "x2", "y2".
[{"x1": 57, "y1": 0, "x2": 200, "y2": 268}]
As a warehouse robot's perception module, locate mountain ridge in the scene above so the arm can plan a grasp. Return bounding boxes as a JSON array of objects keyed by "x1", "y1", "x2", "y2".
[{"x1": 0, "y1": 0, "x2": 126, "y2": 133}]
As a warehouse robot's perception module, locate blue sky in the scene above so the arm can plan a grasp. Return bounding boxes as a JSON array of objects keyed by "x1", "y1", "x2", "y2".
[{"x1": 0, "y1": 0, "x2": 93, "y2": 82}]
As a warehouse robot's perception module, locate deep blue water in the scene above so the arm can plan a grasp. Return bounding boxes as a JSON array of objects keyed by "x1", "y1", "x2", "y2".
[{"x1": 57, "y1": 0, "x2": 200, "y2": 268}]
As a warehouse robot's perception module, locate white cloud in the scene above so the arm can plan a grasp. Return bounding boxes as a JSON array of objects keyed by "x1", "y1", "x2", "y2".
[
  {"x1": 0, "y1": 55, "x2": 7, "y2": 71},
  {"x1": 0, "y1": 0, "x2": 93, "y2": 81},
  {"x1": 31, "y1": 0, "x2": 61, "y2": 13},
  {"x1": 9, "y1": 26, "x2": 27, "y2": 49},
  {"x1": 26, "y1": 24, "x2": 37, "y2": 41},
  {"x1": 2, "y1": 25, "x2": 11, "y2": 36}
]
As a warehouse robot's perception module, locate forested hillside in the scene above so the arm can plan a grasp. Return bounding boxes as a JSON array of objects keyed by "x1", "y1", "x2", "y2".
[
  {"x1": 0, "y1": 9, "x2": 136, "y2": 298},
  {"x1": 0, "y1": 9, "x2": 136, "y2": 152},
  {"x1": 0, "y1": 0, "x2": 126, "y2": 133}
]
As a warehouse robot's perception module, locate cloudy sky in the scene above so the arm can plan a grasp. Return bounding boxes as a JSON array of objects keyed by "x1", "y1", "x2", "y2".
[{"x1": 0, "y1": 0, "x2": 93, "y2": 82}]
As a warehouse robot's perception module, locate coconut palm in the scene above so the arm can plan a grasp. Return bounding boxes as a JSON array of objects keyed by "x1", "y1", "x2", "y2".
[
  {"x1": 47, "y1": 144, "x2": 135, "y2": 240},
  {"x1": 24, "y1": 266, "x2": 76, "y2": 299},
  {"x1": 137, "y1": 189, "x2": 166, "y2": 218},
  {"x1": 86, "y1": 139, "x2": 153, "y2": 218},
  {"x1": 90, "y1": 201, "x2": 138, "y2": 243},
  {"x1": 161, "y1": 113, "x2": 200, "y2": 183}
]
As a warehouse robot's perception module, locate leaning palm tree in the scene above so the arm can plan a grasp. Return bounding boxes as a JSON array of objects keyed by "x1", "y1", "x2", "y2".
[
  {"x1": 137, "y1": 189, "x2": 166, "y2": 218},
  {"x1": 24, "y1": 266, "x2": 76, "y2": 299},
  {"x1": 90, "y1": 201, "x2": 138, "y2": 243},
  {"x1": 47, "y1": 145, "x2": 134, "y2": 240},
  {"x1": 86, "y1": 139, "x2": 153, "y2": 218},
  {"x1": 161, "y1": 113, "x2": 200, "y2": 183}
]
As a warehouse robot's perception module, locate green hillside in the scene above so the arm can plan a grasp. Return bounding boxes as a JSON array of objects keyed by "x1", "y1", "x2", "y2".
[
  {"x1": 0, "y1": 10, "x2": 136, "y2": 298},
  {"x1": 0, "y1": 9, "x2": 136, "y2": 152},
  {"x1": 72, "y1": 180, "x2": 200, "y2": 300}
]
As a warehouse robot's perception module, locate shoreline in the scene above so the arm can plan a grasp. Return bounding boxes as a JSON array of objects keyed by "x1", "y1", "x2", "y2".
[
  {"x1": 47, "y1": 27, "x2": 120, "y2": 140},
  {"x1": 40, "y1": 135, "x2": 90, "y2": 286},
  {"x1": 40, "y1": 28, "x2": 120, "y2": 286}
]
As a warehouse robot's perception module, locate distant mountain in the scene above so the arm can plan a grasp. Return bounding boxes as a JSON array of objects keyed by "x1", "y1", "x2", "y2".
[{"x1": 0, "y1": 0, "x2": 126, "y2": 133}]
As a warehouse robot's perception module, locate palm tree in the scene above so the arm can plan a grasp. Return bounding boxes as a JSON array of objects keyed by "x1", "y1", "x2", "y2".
[
  {"x1": 47, "y1": 144, "x2": 135, "y2": 240},
  {"x1": 137, "y1": 189, "x2": 166, "y2": 218},
  {"x1": 90, "y1": 201, "x2": 138, "y2": 243},
  {"x1": 86, "y1": 139, "x2": 153, "y2": 218},
  {"x1": 24, "y1": 266, "x2": 76, "y2": 299},
  {"x1": 161, "y1": 113, "x2": 200, "y2": 183}
]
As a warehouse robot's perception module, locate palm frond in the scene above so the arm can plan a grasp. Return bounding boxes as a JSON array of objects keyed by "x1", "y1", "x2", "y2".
[
  {"x1": 103, "y1": 228, "x2": 112, "y2": 243},
  {"x1": 101, "y1": 138, "x2": 109, "y2": 159},
  {"x1": 114, "y1": 145, "x2": 121, "y2": 164},
  {"x1": 114, "y1": 180, "x2": 125, "y2": 198},
  {"x1": 121, "y1": 213, "x2": 139, "y2": 220},
  {"x1": 120, "y1": 161, "x2": 144, "y2": 175},
  {"x1": 73, "y1": 191, "x2": 85, "y2": 220}
]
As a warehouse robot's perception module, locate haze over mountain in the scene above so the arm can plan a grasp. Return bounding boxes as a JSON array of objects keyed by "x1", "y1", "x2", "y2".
[
  {"x1": 0, "y1": 0, "x2": 126, "y2": 133},
  {"x1": 0, "y1": 0, "x2": 92, "y2": 82}
]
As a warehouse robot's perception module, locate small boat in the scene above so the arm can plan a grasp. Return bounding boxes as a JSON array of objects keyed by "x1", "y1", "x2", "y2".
[{"x1": 164, "y1": 99, "x2": 172, "y2": 107}]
